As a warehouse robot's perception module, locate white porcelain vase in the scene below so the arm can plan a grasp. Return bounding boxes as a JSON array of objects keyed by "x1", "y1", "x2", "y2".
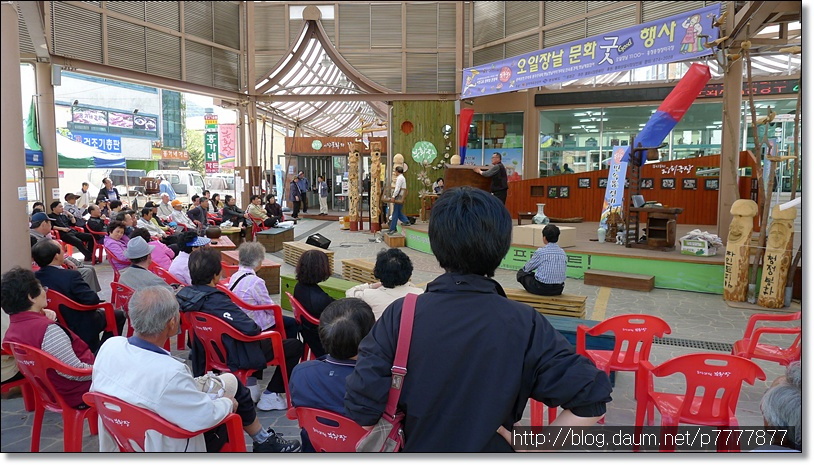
[{"x1": 532, "y1": 203, "x2": 549, "y2": 225}]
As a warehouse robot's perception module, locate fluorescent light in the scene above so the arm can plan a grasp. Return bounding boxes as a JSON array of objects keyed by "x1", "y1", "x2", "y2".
[
  {"x1": 571, "y1": 125, "x2": 582, "y2": 129},
  {"x1": 706, "y1": 125, "x2": 717, "y2": 128},
  {"x1": 579, "y1": 118, "x2": 592, "y2": 122},
  {"x1": 574, "y1": 113, "x2": 587, "y2": 117}
]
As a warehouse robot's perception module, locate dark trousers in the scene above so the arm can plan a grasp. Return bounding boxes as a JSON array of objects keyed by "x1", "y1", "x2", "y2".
[
  {"x1": 263, "y1": 217, "x2": 278, "y2": 228},
  {"x1": 518, "y1": 272, "x2": 564, "y2": 296},
  {"x1": 62, "y1": 231, "x2": 94, "y2": 259},
  {"x1": 253, "y1": 338, "x2": 303, "y2": 394},
  {"x1": 281, "y1": 315, "x2": 299, "y2": 340},
  {"x1": 291, "y1": 198, "x2": 301, "y2": 218},
  {"x1": 98, "y1": 309, "x2": 128, "y2": 350},
  {"x1": 301, "y1": 195, "x2": 309, "y2": 213},
  {"x1": 300, "y1": 322, "x2": 326, "y2": 359},
  {"x1": 492, "y1": 189, "x2": 508, "y2": 205}
]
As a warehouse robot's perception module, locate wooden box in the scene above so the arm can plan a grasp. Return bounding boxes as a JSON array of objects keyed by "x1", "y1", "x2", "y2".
[
  {"x1": 283, "y1": 241, "x2": 335, "y2": 271},
  {"x1": 443, "y1": 164, "x2": 492, "y2": 192},
  {"x1": 341, "y1": 259, "x2": 377, "y2": 283},
  {"x1": 209, "y1": 235, "x2": 237, "y2": 252},
  {"x1": 221, "y1": 250, "x2": 281, "y2": 295},
  {"x1": 256, "y1": 227, "x2": 295, "y2": 253},
  {"x1": 384, "y1": 233, "x2": 405, "y2": 248},
  {"x1": 583, "y1": 269, "x2": 655, "y2": 292},
  {"x1": 280, "y1": 274, "x2": 357, "y2": 311}
]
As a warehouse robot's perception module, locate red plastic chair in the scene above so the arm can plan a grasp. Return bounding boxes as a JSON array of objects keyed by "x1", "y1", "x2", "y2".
[
  {"x1": 84, "y1": 225, "x2": 107, "y2": 264},
  {"x1": 3, "y1": 342, "x2": 98, "y2": 452},
  {"x1": 731, "y1": 311, "x2": 801, "y2": 367},
  {"x1": 110, "y1": 282, "x2": 136, "y2": 337},
  {"x1": 634, "y1": 353, "x2": 766, "y2": 452},
  {"x1": 147, "y1": 264, "x2": 188, "y2": 350},
  {"x1": 104, "y1": 246, "x2": 130, "y2": 282},
  {"x1": 183, "y1": 311, "x2": 292, "y2": 410},
  {"x1": 220, "y1": 262, "x2": 240, "y2": 282},
  {"x1": 45, "y1": 289, "x2": 119, "y2": 338},
  {"x1": 51, "y1": 230, "x2": 73, "y2": 257},
  {"x1": 293, "y1": 407, "x2": 368, "y2": 452},
  {"x1": 0, "y1": 349, "x2": 35, "y2": 412},
  {"x1": 82, "y1": 391, "x2": 246, "y2": 452},
  {"x1": 247, "y1": 214, "x2": 269, "y2": 241},
  {"x1": 286, "y1": 292, "x2": 320, "y2": 362},
  {"x1": 217, "y1": 284, "x2": 287, "y2": 338}
]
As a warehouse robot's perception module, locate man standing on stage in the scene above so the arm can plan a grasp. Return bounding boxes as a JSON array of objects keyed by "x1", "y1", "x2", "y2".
[
  {"x1": 296, "y1": 171, "x2": 310, "y2": 214},
  {"x1": 473, "y1": 152, "x2": 509, "y2": 204}
]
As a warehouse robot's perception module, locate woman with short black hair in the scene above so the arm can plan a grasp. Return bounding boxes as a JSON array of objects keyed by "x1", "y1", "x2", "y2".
[{"x1": 293, "y1": 250, "x2": 333, "y2": 358}]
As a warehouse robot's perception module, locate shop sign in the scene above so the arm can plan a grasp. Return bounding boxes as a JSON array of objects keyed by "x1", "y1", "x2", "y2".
[
  {"x1": 219, "y1": 124, "x2": 236, "y2": 170},
  {"x1": 161, "y1": 149, "x2": 189, "y2": 161},
  {"x1": 698, "y1": 79, "x2": 799, "y2": 99},
  {"x1": 205, "y1": 114, "x2": 219, "y2": 173},
  {"x1": 312, "y1": 140, "x2": 323, "y2": 150},
  {"x1": 72, "y1": 133, "x2": 122, "y2": 153},
  {"x1": 462, "y1": 4, "x2": 719, "y2": 98}
]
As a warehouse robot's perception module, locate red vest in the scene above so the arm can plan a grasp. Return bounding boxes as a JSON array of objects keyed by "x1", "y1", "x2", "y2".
[{"x1": 4, "y1": 312, "x2": 94, "y2": 408}]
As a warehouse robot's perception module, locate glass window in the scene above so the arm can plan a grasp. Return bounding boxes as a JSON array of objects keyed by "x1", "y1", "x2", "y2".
[
  {"x1": 539, "y1": 108, "x2": 601, "y2": 176},
  {"x1": 603, "y1": 105, "x2": 664, "y2": 163},
  {"x1": 470, "y1": 112, "x2": 524, "y2": 180}
]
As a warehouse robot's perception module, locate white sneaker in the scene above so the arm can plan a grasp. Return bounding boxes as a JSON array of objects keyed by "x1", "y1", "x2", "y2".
[
  {"x1": 257, "y1": 392, "x2": 287, "y2": 411},
  {"x1": 247, "y1": 384, "x2": 262, "y2": 403}
]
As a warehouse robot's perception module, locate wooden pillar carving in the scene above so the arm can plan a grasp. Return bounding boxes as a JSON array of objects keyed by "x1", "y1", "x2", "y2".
[
  {"x1": 723, "y1": 199, "x2": 758, "y2": 302},
  {"x1": 757, "y1": 205, "x2": 796, "y2": 308},
  {"x1": 370, "y1": 142, "x2": 382, "y2": 232},
  {"x1": 348, "y1": 143, "x2": 361, "y2": 231}
]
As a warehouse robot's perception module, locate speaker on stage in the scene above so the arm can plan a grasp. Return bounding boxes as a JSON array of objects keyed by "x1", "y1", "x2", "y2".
[{"x1": 306, "y1": 233, "x2": 331, "y2": 249}]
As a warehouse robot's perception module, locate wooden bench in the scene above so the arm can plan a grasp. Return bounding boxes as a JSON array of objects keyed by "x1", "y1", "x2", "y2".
[
  {"x1": 256, "y1": 227, "x2": 295, "y2": 253},
  {"x1": 279, "y1": 274, "x2": 358, "y2": 311},
  {"x1": 341, "y1": 259, "x2": 376, "y2": 283},
  {"x1": 283, "y1": 241, "x2": 335, "y2": 271},
  {"x1": 504, "y1": 289, "x2": 587, "y2": 319},
  {"x1": 583, "y1": 269, "x2": 654, "y2": 292}
]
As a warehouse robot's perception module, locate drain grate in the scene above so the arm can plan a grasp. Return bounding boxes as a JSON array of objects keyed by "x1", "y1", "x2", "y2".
[{"x1": 654, "y1": 337, "x2": 733, "y2": 352}]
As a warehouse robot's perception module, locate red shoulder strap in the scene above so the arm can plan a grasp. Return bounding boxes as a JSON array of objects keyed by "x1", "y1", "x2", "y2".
[{"x1": 384, "y1": 293, "x2": 417, "y2": 418}]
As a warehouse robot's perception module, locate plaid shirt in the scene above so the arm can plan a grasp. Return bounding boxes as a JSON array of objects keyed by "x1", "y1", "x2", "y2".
[{"x1": 522, "y1": 242, "x2": 567, "y2": 284}]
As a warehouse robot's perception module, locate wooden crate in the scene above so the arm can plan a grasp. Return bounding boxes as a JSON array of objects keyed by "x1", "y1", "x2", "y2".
[
  {"x1": 504, "y1": 289, "x2": 587, "y2": 319},
  {"x1": 583, "y1": 269, "x2": 654, "y2": 292},
  {"x1": 341, "y1": 259, "x2": 377, "y2": 283},
  {"x1": 283, "y1": 241, "x2": 335, "y2": 270},
  {"x1": 221, "y1": 250, "x2": 281, "y2": 295},
  {"x1": 256, "y1": 227, "x2": 294, "y2": 253},
  {"x1": 383, "y1": 233, "x2": 405, "y2": 247}
]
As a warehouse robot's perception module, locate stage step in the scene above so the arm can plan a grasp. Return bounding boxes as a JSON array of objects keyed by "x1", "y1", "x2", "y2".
[
  {"x1": 583, "y1": 269, "x2": 654, "y2": 292},
  {"x1": 504, "y1": 289, "x2": 587, "y2": 319}
]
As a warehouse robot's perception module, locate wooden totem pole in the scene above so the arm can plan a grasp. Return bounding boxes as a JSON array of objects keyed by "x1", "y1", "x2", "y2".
[
  {"x1": 348, "y1": 143, "x2": 361, "y2": 231},
  {"x1": 757, "y1": 205, "x2": 797, "y2": 308},
  {"x1": 722, "y1": 199, "x2": 758, "y2": 302},
  {"x1": 370, "y1": 141, "x2": 382, "y2": 232}
]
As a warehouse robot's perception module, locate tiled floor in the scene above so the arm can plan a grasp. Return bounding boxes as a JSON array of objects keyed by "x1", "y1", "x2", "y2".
[{"x1": 1, "y1": 217, "x2": 799, "y2": 452}]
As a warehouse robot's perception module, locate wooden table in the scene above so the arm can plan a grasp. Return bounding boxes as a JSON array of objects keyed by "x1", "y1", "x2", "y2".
[
  {"x1": 209, "y1": 235, "x2": 236, "y2": 252},
  {"x1": 257, "y1": 227, "x2": 295, "y2": 253},
  {"x1": 220, "y1": 227, "x2": 243, "y2": 249},
  {"x1": 517, "y1": 211, "x2": 535, "y2": 225},
  {"x1": 221, "y1": 250, "x2": 280, "y2": 294},
  {"x1": 628, "y1": 207, "x2": 684, "y2": 251}
]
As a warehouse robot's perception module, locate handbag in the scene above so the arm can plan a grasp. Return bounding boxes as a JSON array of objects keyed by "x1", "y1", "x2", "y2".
[{"x1": 355, "y1": 293, "x2": 418, "y2": 452}]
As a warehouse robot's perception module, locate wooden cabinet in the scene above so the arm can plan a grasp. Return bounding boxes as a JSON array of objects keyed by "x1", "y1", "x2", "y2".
[{"x1": 629, "y1": 207, "x2": 683, "y2": 250}]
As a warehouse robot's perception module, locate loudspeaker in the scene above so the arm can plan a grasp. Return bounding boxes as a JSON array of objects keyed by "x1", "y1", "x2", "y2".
[
  {"x1": 52, "y1": 65, "x2": 62, "y2": 87},
  {"x1": 306, "y1": 233, "x2": 331, "y2": 249}
]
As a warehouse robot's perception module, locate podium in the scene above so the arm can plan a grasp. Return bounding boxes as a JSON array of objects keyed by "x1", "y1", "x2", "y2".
[{"x1": 443, "y1": 164, "x2": 492, "y2": 192}]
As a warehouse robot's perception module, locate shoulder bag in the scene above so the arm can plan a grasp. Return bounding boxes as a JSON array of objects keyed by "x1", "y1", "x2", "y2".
[{"x1": 355, "y1": 293, "x2": 418, "y2": 452}]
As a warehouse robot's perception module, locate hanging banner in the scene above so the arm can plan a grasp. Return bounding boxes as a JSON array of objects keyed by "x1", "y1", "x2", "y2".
[
  {"x1": 600, "y1": 146, "x2": 629, "y2": 228},
  {"x1": 205, "y1": 114, "x2": 219, "y2": 174},
  {"x1": 218, "y1": 123, "x2": 236, "y2": 171},
  {"x1": 462, "y1": 4, "x2": 720, "y2": 99}
]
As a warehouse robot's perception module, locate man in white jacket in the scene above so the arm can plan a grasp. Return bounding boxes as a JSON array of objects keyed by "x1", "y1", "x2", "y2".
[
  {"x1": 91, "y1": 286, "x2": 301, "y2": 452},
  {"x1": 345, "y1": 248, "x2": 423, "y2": 320}
]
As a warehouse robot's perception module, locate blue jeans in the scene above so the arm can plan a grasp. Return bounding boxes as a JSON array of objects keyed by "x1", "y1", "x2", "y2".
[{"x1": 389, "y1": 202, "x2": 409, "y2": 233}]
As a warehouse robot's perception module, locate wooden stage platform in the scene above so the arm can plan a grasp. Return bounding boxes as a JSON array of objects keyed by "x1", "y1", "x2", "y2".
[{"x1": 401, "y1": 221, "x2": 727, "y2": 295}]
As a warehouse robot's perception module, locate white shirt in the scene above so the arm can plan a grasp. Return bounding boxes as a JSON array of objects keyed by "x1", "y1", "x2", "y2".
[
  {"x1": 345, "y1": 282, "x2": 424, "y2": 320},
  {"x1": 91, "y1": 337, "x2": 232, "y2": 452},
  {"x1": 392, "y1": 174, "x2": 407, "y2": 199},
  {"x1": 157, "y1": 201, "x2": 173, "y2": 219},
  {"x1": 170, "y1": 209, "x2": 197, "y2": 230},
  {"x1": 138, "y1": 217, "x2": 166, "y2": 238},
  {"x1": 168, "y1": 251, "x2": 192, "y2": 286}
]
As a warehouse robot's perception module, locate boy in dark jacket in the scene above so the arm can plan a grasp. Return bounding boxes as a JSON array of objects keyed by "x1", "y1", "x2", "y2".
[{"x1": 176, "y1": 247, "x2": 302, "y2": 411}]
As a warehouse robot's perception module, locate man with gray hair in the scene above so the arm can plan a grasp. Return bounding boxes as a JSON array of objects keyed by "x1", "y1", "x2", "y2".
[
  {"x1": 157, "y1": 192, "x2": 174, "y2": 218},
  {"x1": 757, "y1": 361, "x2": 801, "y2": 451},
  {"x1": 91, "y1": 286, "x2": 301, "y2": 452}
]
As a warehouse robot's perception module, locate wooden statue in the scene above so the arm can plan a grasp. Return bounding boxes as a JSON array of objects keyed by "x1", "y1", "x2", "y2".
[
  {"x1": 723, "y1": 199, "x2": 758, "y2": 302},
  {"x1": 757, "y1": 205, "x2": 796, "y2": 308},
  {"x1": 348, "y1": 143, "x2": 361, "y2": 231},
  {"x1": 370, "y1": 141, "x2": 382, "y2": 232}
]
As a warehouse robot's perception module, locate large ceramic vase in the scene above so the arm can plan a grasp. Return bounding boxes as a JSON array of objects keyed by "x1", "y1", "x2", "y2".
[{"x1": 532, "y1": 203, "x2": 549, "y2": 225}]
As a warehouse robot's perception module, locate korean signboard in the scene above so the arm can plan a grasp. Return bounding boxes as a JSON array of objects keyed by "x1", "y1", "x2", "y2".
[
  {"x1": 218, "y1": 124, "x2": 236, "y2": 171},
  {"x1": 599, "y1": 146, "x2": 629, "y2": 228},
  {"x1": 72, "y1": 133, "x2": 122, "y2": 153},
  {"x1": 462, "y1": 4, "x2": 720, "y2": 98},
  {"x1": 205, "y1": 114, "x2": 219, "y2": 174},
  {"x1": 71, "y1": 107, "x2": 158, "y2": 137}
]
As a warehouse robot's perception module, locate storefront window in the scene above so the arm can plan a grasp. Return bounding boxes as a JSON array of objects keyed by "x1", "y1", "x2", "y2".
[
  {"x1": 468, "y1": 112, "x2": 524, "y2": 180},
  {"x1": 539, "y1": 108, "x2": 603, "y2": 176}
]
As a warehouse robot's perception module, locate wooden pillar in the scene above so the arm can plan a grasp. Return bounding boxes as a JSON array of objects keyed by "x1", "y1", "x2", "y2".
[
  {"x1": 370, "y1": 142, "x2": 382, "y2": 232},
  {"x1": 348, "y1": 143, "x2": 361, "y2": 231},
  {"x1": 757, "y1": 205, "x2": 796, "y2": 308},
  {"x1": 722, "y1": 199, "x2": 758, "y2": 301}
]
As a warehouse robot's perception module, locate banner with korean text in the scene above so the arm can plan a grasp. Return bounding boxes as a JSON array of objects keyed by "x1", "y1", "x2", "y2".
[
  {"x1": 600, "y1": 146, "x2": 629, "y2": 229},
  {"x1": 461, "y1": 4, "x2": 720, "y2": 98},
  {"x1": 205, "y1": 114, "x2": 219, "y2": 174},
  {"x1": 218, "y1": 124, "x2": 236, "y2": 171}
]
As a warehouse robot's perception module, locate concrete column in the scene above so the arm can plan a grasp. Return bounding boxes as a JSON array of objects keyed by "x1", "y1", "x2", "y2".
[
  {"x1": 1, "y1": 2, "x2": 33, "y2": 272},
  {"x1": 247, "y1": 98, "x2": 258, "y2": 166},
  {"x1": 36, "y1": 61, "x2": 60, "y2": 204}
]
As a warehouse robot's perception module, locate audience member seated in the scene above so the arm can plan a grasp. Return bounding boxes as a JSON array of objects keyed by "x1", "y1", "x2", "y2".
[
  {"x1": 96, "y1": 198, "x2": 110, "y2": 218},
  {"x1": 290, "y1": 298, "x2": 375, "y2": 452},
  {"x1": 114, "y1": 210, "x2": 135, "y2": 237},
  {"x1": 228, "y1": 242, "x2": 298, "y2": 339},
  {"x1": 247, "y1": 195, "x2": 279, "y2": 228},
  {"x1": 169, "y1": 231, "x2": 210, "y2": 286},
  {"x1": 208, "y1": 194, "x2": 223, "y2": 225},
  {"x1": 30, "y1": 212, "x2": 100, "y2": 292},
  {"x1": 345, "y1": 249, "x2": 424, "y2": 320},
  {"x1": 157, "y1": 193, "x2": 174, "y2": 219},
  {"x1": 129, "y1": 228, "x2": 175, "y2": 269},
  {"x1": 48, "y1": 200, "x2": 94, "y2": 262},
  {"x1": 169, "y1": 199, "x2": 198, "y2": 231},
  {"x1": 103, "y1": 220, "x2": 130, "y2": 273},
  {"x1": 118, "y1": 237, "x2": 174, "y2": 293},
  {"x1": 32, "y1": 240, "x2": 126, "y2": 353},
  {"x1": 187, "y1": 197, "x2": 209, "y2": 231},
  {"x1": 85, "y1": 205, "x2": 107, "y2": 244},
  {"x1": 432, "y1": 177, "x2": 444, "y2": 194},
  {"x1": 221, "y1": 195, "x2": 248, "y2": 233},
  {"x1": 90, "y1": 286, "x2": 301, "y2": 452},
  {"x1": 344, "y1": 187, "x2": 612, "y2": 452},
  {"x1": 516, "y1": 224, "x2": 567, "y2": 296},
  {"x1": 63, "y1": 193, "x2": 87, "y2": 227},
  {"x1": 176, "y1": 248, "x2": 303, "y2": 411},
  {"x1": 293, "y1": 250, "x2": 334, "y2": 359},
  {"x1": 264, "y1": 194, "x2": 294, "y2": 228},
  {"x1": 756, "y1": 361, "x2": 801, "y2": 451},
  {"x1": 1, "y1": 267, "x2": 94, "y2": 409},
  {"x1": 30, "y1": 201, "x2": 45, "y2": 216}
]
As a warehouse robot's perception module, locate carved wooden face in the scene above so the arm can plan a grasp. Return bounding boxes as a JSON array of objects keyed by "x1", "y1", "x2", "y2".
[
  {"x1": 728, "y1": 219, "x2": 747, "y2": 243},
  {"x1": 767, "y1": 222, "x2": 791, "y2": 249}
]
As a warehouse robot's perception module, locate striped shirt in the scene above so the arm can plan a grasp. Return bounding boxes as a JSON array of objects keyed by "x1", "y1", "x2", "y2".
[
  {"x1": 41, "y1": 325, "x2": 93, "y2": 381},
  {"x1": 522, "y1": 242, "x2": 567, "y2": 284}
]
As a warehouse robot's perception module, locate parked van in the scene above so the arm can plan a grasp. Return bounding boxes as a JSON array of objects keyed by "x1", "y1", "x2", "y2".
[
  {"x1": 204, "y1": 173, "x2": 236, "y2": 200},
  {"x1": 146, "y1": 169, "x2": 206, "y2": 202}
]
